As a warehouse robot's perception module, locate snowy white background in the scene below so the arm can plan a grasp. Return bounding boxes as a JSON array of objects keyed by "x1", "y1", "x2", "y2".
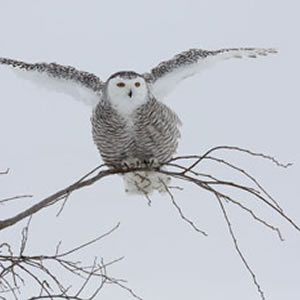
[{"x1": 0, "y1": 1, "x2": 299, "y2": 300}]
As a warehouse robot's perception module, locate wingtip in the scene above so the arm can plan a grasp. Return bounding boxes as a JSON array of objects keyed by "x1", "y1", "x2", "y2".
[
  {"x1": 259, "y1": 48, "x2": 278, "y2": 55},
  {"x1": 266, "y1": 48, "x2": 278, "y2": 54},
  {"x1": 246, "y1": 48, "x2": 278, "y2": 58}
]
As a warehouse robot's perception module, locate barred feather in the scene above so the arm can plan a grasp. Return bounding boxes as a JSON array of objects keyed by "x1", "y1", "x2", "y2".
[{"x1": 91, "y1": 97, "x2": 181, "y2": 168}]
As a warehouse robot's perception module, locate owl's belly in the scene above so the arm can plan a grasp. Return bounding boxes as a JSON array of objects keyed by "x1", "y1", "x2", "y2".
[
  {"x1": 93, "y1": 132, "x2": 176, "y2": 168},
  {"x1": 92, "y1": 122, "x2": 178, "y2": 168},
  {"x1": 91, "y1": 100, "x2": 181, "y2": 168}
]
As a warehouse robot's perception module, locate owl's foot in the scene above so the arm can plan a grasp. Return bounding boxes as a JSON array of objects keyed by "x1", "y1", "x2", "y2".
[
  {"x1": 121, "y1": 158, "x2": 161, "y2": 170},
  {"x1": 143, "y1": 158, "x2": 160, "y2": 169},
  {"x1": 121, "y1": 158, "x2": 141, "y2": 170}
]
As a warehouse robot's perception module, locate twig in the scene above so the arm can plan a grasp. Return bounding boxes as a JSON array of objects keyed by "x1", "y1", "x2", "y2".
[
  {"x1": 160, "y1": 169, "x2": 300, "y2": 233},
  {"x1": 223, "y1": 195, "x2": 284, "y2": 241},
  {"x1": 1, "y1": 146, "x2": 298, "y2": 300},
  {"x1": 0, "y1": 222, "x2": 130, "y2": 300},
  {"x1": 0, "y1": 167, "x2": 120, "y2": 231},
  {"x1": 57, "y1": 223, "x2": 120, "y2": 258},
  {"x1": 205, "y1": 156, "x2": 284, "y2": 212},
  {"x1": 169, "y1": 145, "x2": 292, "y2": 170},
  {"x1": 20, "y1": 216, "x2": 32, "y2": 256},
  {"x1": 56, "y1": 193, "x2": 70, "y2": 217},
  {"x1": 216, "y1": 194, "x2": 265, "y2": 300},
  {"x1": 160, "y1": 179, "x2": 208, "y2": 236},
  {"x1": 0, "y1": 195, "x2": 33, "y2": 205}
]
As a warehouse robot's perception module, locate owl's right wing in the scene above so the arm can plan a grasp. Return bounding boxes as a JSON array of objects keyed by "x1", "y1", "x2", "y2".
[
  {"x1": 144, "y1": 47, "x2": 277, "y2": 100},
  {"x1": 0, "y1": 57, "x2": 105, "y2": 107}
]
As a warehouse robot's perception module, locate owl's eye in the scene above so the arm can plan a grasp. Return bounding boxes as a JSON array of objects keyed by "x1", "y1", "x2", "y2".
[
  {"x1": 135, "y1": 82, "x2": 141, "y2": 88},
  {"x1": 117, "y1": 82, "x2": 125, "y2": 87}
]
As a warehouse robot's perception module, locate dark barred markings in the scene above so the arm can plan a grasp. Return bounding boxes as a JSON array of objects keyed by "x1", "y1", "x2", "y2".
[
  {"x1": 0, "y1": 47, "x2": 276, "y2": 97},
  {"x1": 0, "y1": 57, "x2": 104, "y2": 92},
  {"x1": 146, "y1": 49, "x2": 215, "y2": 81},
  {"x1": 91, "y1": 97, "x2": 181, "y2": 168},
  {"x1": 144, "y1": 47, "x2": 277, "y2": 83}
]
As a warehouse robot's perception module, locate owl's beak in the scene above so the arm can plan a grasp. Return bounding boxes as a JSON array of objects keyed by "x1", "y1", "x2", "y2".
[{"x1": 128, "y1": 89, "x2": 133, "y2": 98}]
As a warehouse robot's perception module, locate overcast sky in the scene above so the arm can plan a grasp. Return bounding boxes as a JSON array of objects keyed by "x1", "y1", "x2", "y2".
[{"x1": 0, "y1": 1, "x2": 299, "y2": 300}]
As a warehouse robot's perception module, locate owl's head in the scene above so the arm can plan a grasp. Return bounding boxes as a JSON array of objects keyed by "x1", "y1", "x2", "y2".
[{"x1": 105, "y1": 71, "x2": 148, "y2": 115}]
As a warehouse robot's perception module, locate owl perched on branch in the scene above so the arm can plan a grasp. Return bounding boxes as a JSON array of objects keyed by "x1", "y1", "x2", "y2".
[{"x1": 0, "y1": 47, "x2": 277, "y2": 194}]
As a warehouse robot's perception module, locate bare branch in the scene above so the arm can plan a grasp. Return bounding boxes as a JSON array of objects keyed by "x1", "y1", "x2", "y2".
[
  {"x1": 159, "y1": 168, "x2": 300, "y2": 233},
  {"x1": 19, "y1": 216, "x2": 32, "y2": 256},
  {"x1": 55, "y1": 193, "x2": 70, "y2": 217},
  {"x1": 1, "y1": 146, "x2": 296, "y2": 234},
  {"x1": 1, "y1": 146, "x2": 298, "y2": 300},
  {"x1": 0, "y1": 165, "x2": 113, "y2": 231},
  {"x1": 216, "y1": 194, "x2": 265, "y2": 300},
  {"x1": 161, "y1": 179, "x2": 208, "y2": 236},
  {"x1": 223, "y1": 195, "x2": 284, "y2": 241},
  {"x1": 204, "y1": 156, "x2": 284, "y2": 212},
  {"x1": 169, "y1": 145, "x2": 292, "y2": 170},
  {"x1": 0, "y1": 221, "x2": 136, "y2": 300},
  {"x1": 0, "y1": 195, "x2": 33, "y2": 205},
  {"x1": 57, "y1": 223, "x2": 120, "y2": 258}
]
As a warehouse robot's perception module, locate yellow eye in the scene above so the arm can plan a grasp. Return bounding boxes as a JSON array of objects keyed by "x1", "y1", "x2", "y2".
[
  {"x1": 117, "y1": 82, "x2": 125, "y2": 87},
  {"x1": 135, "y1": 82, "x2": 141, "y2": 87}
]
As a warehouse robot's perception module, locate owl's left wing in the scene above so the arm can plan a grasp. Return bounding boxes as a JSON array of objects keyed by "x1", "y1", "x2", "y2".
[
  {"x1": 0, "y1": 57, "x2": 105, "y2": 107},
  {"x1": 144, "y1": 48, "x2": 277, "y2": 100}
]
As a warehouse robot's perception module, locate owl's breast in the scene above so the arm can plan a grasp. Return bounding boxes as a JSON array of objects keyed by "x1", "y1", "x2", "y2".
[
  {"x1": 91, "y1": 101, "x2": 137, "y2": 166},
  {"x1": 91, "y1": 99, "x2": 181, "y2": 167}
]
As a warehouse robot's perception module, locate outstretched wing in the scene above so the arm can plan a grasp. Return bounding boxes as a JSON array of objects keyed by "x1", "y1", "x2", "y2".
[
  {"x1": 144, "y1": 48, "x2": 277, "y2": 99},
  {"x1": 0, "y1": 57, "x2": 105, "y2": 107}
]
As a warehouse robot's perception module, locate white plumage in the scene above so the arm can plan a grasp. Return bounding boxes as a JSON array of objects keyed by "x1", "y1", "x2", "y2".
[{"x1": 0, "y1": 47, "x2": 277, "y2": 194}]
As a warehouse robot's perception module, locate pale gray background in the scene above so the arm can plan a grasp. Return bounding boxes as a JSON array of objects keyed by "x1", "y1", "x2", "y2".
[{"x1": 0, "y1": 1, "x2": 299, "y2": 300}]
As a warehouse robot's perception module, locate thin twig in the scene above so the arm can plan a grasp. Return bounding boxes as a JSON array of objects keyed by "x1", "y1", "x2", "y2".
[
  {"x1": 216, "y1": 194, "x2": 265, "y2": 300},
  {"x1": 0, "y1": 195, "x2": 33, "y2": 205},
  {"x1": 0, "y1": 222, "x2": 128, "y2": 300},
  {"x1": 160, "y1": 179, "x2": 208, "y2": 236},
  {"x1": 56, "y1": 193, "x2": 71, "y2": 217},
  {"x1": 169, "y1": 145, "x2": 292, "y2": 169},
  {"x1": 1, "y1": 146, "x2": 298, "y2": 300},
  {"x1": 0, "y1": 169, "x2": 9, "y2": 175},
  {"x1": 205, "y1": 156, "x2": 284, "y2": 212},
  {"x1": 57, "y1": 223, "x2": 120, "y2": 258}
]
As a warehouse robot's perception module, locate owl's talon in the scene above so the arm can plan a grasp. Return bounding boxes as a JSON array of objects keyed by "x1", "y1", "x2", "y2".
[
  {"x1": 143, "y1": 158, "x2": 160, "y2": 169},
  {"x1": 121, "y1": 158, "x2": 143, "y2": 169},
  {"x1": 143, "y1": 159, "x2": 152, "y2": 168},
  {"x1": 121, "y1": 162, "x2": 130, "y2": 169}
]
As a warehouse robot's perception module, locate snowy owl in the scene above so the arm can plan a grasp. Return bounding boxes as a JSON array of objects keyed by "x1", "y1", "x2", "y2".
[{"x1": 0, "y1": 47, "x2": 277, "y2": 194}]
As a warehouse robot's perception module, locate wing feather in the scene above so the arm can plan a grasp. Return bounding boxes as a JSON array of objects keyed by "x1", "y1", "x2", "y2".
[
  {"x1": 0, "y1": 58, "x2": 104, "y2": 107},
  {"x1": 144, "y1": 48, "x2": 277, "y2": 99}
]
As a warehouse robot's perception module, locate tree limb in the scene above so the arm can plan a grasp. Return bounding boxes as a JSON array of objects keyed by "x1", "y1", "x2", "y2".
[{"x1": 0, "y1": 145, "x2": 298, "y2": 300}]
